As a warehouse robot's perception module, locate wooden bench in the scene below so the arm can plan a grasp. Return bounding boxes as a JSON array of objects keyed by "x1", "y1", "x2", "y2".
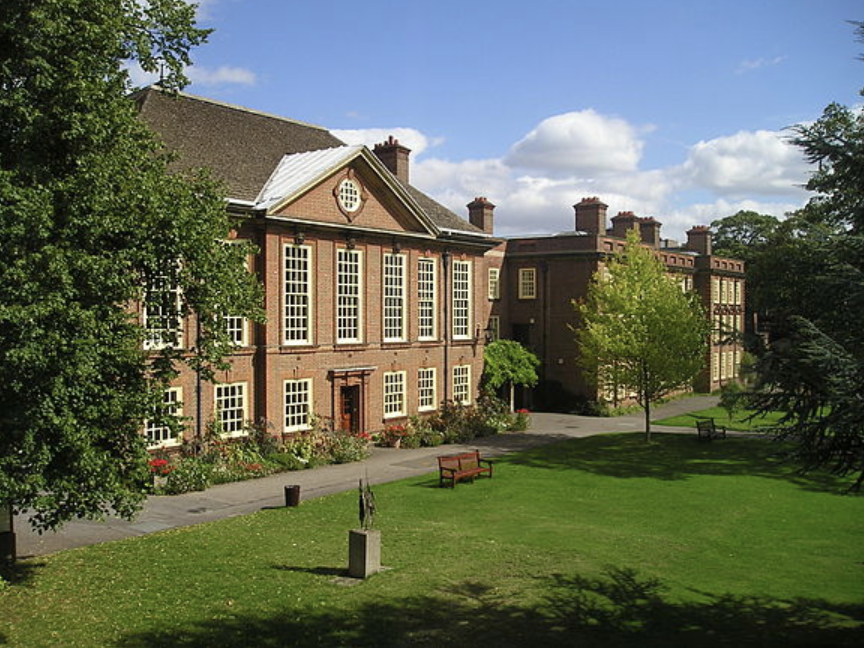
[
  {"x1": 696, "y1": 418, "x2": 727, "y2": 442},
  {"x1": 438, "y1": 450, "x2": 493, "y2": 488}
]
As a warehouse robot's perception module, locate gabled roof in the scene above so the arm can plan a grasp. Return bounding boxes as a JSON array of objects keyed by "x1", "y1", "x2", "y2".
[
  {"x1": 132, "y1": 86, "x2": 485, "y2": 237},
  {"x1": 255, "y1": 145, "x2": 440, "y2": 236},
  {"x1": 255, "y1": 145, "x2": 365, "y2": 211}
]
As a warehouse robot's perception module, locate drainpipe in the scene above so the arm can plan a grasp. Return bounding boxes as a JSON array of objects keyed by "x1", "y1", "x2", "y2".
[
  {"x1": 442, "y1": 250, "x2": 450, "y2": 402},
  {"x1": 195, "y1": 315, "x2": 203, "y2": 452}
]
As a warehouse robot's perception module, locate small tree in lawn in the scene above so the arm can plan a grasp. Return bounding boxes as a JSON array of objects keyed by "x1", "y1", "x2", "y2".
[
  {"x1": 482, "y1": 339, "x2": 540, "y2": 411},
  {"x1": 575, "y1": 231, "x2": 709, "y2": 441}
]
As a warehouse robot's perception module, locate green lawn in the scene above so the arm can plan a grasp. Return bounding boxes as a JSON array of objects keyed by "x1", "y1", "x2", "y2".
[
  {"x1": 654, "y1": 406, "x2": 787, "y2": 432},
  {"x1": 2, "y1": 433, "x2": 862, "y2": 647}
]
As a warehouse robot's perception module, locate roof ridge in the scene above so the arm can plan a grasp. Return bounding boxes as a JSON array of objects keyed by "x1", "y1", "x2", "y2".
[{"x1": 138, "y1": 84, "x2": 333, "y2": 134}]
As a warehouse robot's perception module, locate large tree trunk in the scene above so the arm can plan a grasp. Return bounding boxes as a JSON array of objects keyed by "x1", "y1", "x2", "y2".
[{"x1": 509, "y1": 382, "x2": 515, "y2": 412}]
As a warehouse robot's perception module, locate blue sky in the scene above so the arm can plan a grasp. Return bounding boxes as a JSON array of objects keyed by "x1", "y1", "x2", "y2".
[{"x1": 133, "y1": 0, "x2": 863, "y2": 240}]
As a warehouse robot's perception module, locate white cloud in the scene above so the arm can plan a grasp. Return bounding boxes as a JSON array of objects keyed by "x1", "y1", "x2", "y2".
[
  {"x1": 505, "y1": 110, "x2": 651, "y2": 175},
  {"x1": 330, "y1": 112, "x2": 813, "y2": 242},
  {"x1": 186, "y1": 65, "x2": 257, "y2": 86},
  {"x1": 124, "y1": 61, "x2": 257, "y2": 88},
  {"x1": 678, "y1": 130, "x2": 810, "y2": 196},
  {"x1": 736, "y1": 55, "x2": 787, "y2": 75},
  {"x1": 331, "y1": 128, "x2": 442, "y2": 158}
]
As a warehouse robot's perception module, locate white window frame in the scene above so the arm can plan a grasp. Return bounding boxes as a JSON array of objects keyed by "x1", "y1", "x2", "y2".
[
  {"x1": 418, "y1": 367, "x2": 437, "y2": 412},
  {"x1": 418, "y1": 257, "x2": 437, "y2": 341},
  {"x1": 383, "y1": 371, "x2": 406, "y2": 418},
  {"x1": 488, "y1": 316, "x2": 500, "y2": 342},
  {"x1": 518, "y1": 267, "x2": 537, "y2": 300},
  {"x1": 284, "y1": 378, "x2": 313, "y2": 433},
  {"x1": 215, "y1": 382, "x2": 248, "y2": 438},
  {"x1": 336, "y1": 248, "x2": 363, "y2": 344},
  {"x1": 453, "y1": 365, "x2": 472, "y2": 405},
  {"x1": 143, "y1": 265, "x2": 183, "y2": 350},
  {"x1": 145, "y1": 387, "x2": 183, "y2": 448},
  {"x1": 284, "y1": 244, "x2": 312, "y2": 346},
  {"x1": 383, "y1": 252, "x2": 407, "y2": 342},
  {"x1": 224, "y1": 314, "x2": 247, "y2": 347},
  {"x1": 488, "y1": 267, "x2": 500, "y2": 300},
  {"x1": 452, "y1": 259, "x2": 472, "y2": 340}
]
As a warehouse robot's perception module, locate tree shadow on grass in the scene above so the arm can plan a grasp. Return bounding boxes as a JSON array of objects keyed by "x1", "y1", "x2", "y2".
[
  {"x1": 504, "y1": 433, "x2": 856, "y2": 494},
  {"x1": 115, "y1": 566, "x2": 863, "y2": 648},
  {"x1": 0, "y1": 559, "x2": 46, "y2": 588}
]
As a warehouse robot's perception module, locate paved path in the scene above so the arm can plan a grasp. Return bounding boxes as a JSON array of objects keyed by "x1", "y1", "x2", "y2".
[{"x1": 17, "y1": 396, "x2": 718, "y2": 558}]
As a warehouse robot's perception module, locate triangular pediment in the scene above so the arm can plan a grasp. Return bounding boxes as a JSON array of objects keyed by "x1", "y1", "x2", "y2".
[{"x1": 255, "y1": 146, "x2": 439, "y2": 236}]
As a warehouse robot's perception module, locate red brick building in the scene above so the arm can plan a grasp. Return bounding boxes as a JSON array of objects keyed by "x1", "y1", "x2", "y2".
[
  {"x1": 135, "y1": 88, "x2": 498, "y2": 447},
  {"x1": 134, "y1": 88, "x2": 745, "y2": 445},
  {"x1": 490, "y1": 198, "x2": 745, "y2": 408}
]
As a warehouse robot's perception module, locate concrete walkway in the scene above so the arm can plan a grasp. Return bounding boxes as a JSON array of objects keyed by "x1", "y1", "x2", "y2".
[{"x1": 17, "y1": 395, "x2": 718, "y2": 558}]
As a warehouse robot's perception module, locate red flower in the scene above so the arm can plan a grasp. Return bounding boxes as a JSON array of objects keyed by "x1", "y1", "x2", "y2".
[
  {"x1": 517, "y1": 409, "x2": 530, "y2": 415},
  {"x1": 149, "y1": 458, "x2": 173, "y2": 476}
]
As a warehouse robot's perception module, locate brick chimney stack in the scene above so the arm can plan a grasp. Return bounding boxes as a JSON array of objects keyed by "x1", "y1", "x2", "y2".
[
  {"x1": 373, "y1": 136, "x2": 411, "y2": 184},
  {"x1": 686, "y1": 225, "x2": 713, "y2": 256},
  {"x1": 639, "y1": 217, "x2": 662, "y2": 248},
  {"x1": 574, "y1": 197, "x2": 608, "y2": 233},
  {"x1": 610, "y1": 211, "x2": 640, "y2": 239},
  {"x1": 467, "y1": 197, "x2": 495, "y2": 234}
]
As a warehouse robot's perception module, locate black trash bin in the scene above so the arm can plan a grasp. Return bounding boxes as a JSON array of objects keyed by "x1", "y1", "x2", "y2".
[{"x1": 284, "y1": 485, "x2": 301, "y2": 507}]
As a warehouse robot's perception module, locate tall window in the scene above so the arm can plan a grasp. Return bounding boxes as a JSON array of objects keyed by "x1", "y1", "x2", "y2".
[
  {"x1": 384, "y1": 371, "x2": 406, "y2": 418},
  {"x1": 452, "y1": 260, "x2": 472, "y2": 339},
  {"x1": 418, "y1": 367, "x2": 437, "y2": 412},
  {"x1": 224, "y1": 314, "x2": 247, "y2": 347},
  {"x1": 215, "y1": 382, "x2": 247, "y2": 437},
  {"x1": 337, "y1": 248, "x2": 362, "y2": 343},
  {"x1": 145, "y1": 387, "x2": 183, "y2": 447},
  {"x1": 518, "y1": 268, "x2": 537, "y2": 300},
  {"x1": 383, "y1": 253, "x2": 406, "y2": 342},
  {"x1": 488, "y1": 316, "x2": 500, "y2": 342},
  {"x1": 284, "y1": 245, "x2": 312, "y2": 345},
  {"x1": 143, "y1": 266, "x2": 182, "y2": 350},
  {"x1": 418, "y1": 257, "x2": 436, "y2": 340},
  {"x1": 488, "y1": 267, "x2": 500, "y2": 300},
  {"x1": 453, "y1": 365, "x2": 471, "y2": 405},
  {"x1": 284, "y1": 379, "x2": 312, "y2": 432}
]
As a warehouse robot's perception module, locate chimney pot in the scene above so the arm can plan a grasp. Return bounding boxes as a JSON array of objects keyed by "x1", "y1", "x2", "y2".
[
  {"x1": 373, "y1": 136, "x2": 411, "y2": 184},
  {"x1": 467, "y1": 197, "x2": 495, "y2": 234},
  {"x1": 574, "y1": 196, "x2": 608, "y2": 233},
  {"x1": 686, "y1": 225, "x2": 713, "y2": 255}
]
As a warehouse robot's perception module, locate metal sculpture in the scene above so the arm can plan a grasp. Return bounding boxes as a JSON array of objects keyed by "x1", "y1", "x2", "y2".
[{"x1": 358, "y1": 477, "x2": 376, "y2": 530}]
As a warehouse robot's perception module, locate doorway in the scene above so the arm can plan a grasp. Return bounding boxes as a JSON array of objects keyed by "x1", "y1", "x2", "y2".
[{"x1": 340, "y1": 385, "x2": 361, "y2": 434}]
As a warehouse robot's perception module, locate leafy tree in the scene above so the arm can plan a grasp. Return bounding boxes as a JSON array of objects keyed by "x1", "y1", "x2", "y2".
[
  {"x1": 482, "y1": 340, "x2": 540, "y2": 411},
  {"x1": 575, "y1": 232, "x2": 709, "y2": 441},
  {"x1": 711, "y1": 210, "x2": 780, "y2": 262},
  {"x1": 739, "y1": 22, "x2": 864, "y2": 490},
  {"x1": 0, "y1": 0, "x2": 263, "y2": 531}
]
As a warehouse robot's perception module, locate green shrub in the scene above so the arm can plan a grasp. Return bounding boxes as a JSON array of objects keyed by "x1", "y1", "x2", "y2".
[
  {"x1": 162, "y1": 456, "x2": 213, "y2": 494},
  {"x1": 407, "y1": 415, "x2": 444, "y2": 447},
  {"x1": 509, "y1": 409, "x2": 531, "y2": 432},
  {"x1": 269, "y1": 452, "x2": 307, "y2": 471},
  {"x1": 329, "y1": 433, "x2": 371, "y2": 464}
]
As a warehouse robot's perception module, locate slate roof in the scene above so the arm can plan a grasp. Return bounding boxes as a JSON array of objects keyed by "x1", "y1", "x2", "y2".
[
  {"x1": 133, "y1": 87, "x2": 345, "y2": 202},
  {"x1": 133, "y1": 87, "x2": 484, "y2": 236}
]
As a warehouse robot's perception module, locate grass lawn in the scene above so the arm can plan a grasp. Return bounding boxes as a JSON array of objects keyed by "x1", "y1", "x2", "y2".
[
  {"x1": 1, "y1": 433, "x2": 862, "y2": 647},
  {"x1": 654, "y1": 406, "x2": 787, "y2": 432}
]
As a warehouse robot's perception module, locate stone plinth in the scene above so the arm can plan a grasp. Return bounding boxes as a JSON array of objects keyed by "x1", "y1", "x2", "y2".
[{"x1": 348, "y1": 529, "x2": 381, "y2": 579}]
